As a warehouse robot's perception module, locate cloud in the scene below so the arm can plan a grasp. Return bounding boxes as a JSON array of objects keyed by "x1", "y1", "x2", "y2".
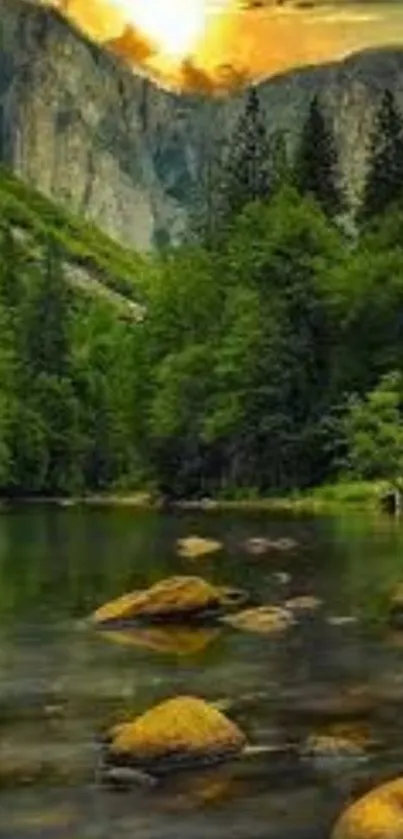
[
  {"x1": 105, "y1": 24, "x2": 158, "y2": 66},
  {"x1": 38, "y1": 0, "x2": 403, "y2": 89}
]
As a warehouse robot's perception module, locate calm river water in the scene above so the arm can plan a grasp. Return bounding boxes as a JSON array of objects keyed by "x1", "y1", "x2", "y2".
[{"x1": 1, "y1": 505, "x2": 403, "y2": 839}]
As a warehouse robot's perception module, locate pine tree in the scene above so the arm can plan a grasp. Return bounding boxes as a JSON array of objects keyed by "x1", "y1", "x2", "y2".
[
  {"x1": 360, "y1": 89, "x2": 403, "y2": 222},
  {"x1": 188, "y1": 115, "x2": 225, "y2": 247},
  {"x1": 220, "y1": 87, "x2": 271, "y2": 221},
  {"x1": 0, "y1": 224, "x2": 22, "y2": 313},
  {"x1": 22, "y1": 241, "x2": 70, "y2": 378},
  {"x1": 268, "y1": 129, "x2": 291, "y2": 193},
  {"x1": 294, "y1": 95, "x2": 343, "y2": 219}
]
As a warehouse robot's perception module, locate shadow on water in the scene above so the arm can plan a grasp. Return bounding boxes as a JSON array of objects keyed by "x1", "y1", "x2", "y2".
[{"x1": 1, "y1": 507, "x2": 403, "y2": 837}]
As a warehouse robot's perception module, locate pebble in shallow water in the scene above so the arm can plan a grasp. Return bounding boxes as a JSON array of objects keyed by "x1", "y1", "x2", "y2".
[
  {"x1": 301, "y1": 733, "x2": 368, "y2": 772},
  {"x1": 222, "y1": 606, "x2": 295, "y2": 635}
]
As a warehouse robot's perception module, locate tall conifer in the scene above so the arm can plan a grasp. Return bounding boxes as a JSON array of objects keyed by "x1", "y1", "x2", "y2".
[
  {"x1": 360, "y1": 89, "x2": 403, "y2": 222},
  {"x1": 294, "y1": 95, "x2": 343, "y2": 218},
  {"x1": 221, "y1": 87, "x2": 271, "y2": 221}
]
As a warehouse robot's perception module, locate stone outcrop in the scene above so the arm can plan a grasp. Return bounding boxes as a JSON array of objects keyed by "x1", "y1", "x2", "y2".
[
  {"x1": 107, "y1": 696, "x2": 247, "y2": 772},
  {"x1": 91, "y1": 575, "x2": 247, "y2": 624},
  {"x1": 3, "y1": 2, "x2": 403, "y2": 250}
]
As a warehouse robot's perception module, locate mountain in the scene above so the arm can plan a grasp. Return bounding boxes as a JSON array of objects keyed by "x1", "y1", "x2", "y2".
[
  {"x1": 0, "y1": 165, "x2": 145, "y2": 316},
  {"x1": 2, "y1": 0, "x2": 403, "y2": 250}
]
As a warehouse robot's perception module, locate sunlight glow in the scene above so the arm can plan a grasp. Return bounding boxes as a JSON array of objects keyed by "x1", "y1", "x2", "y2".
[{"x1": 106, "y1": 0, "x2": 221, "y2": 56}]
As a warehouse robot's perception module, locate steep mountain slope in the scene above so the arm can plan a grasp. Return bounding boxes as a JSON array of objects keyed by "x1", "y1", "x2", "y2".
[
  {"x1": 2, "y1": 0, "x2": 403, "y2": 248},
  {"x1": 0, "y1": 166, "x2": 145, "y2": 317}
]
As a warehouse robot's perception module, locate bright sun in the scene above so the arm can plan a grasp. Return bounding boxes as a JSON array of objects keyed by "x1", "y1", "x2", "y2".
[{"x1": 107, "y1": 0, "x2": 212, "y2": 56}]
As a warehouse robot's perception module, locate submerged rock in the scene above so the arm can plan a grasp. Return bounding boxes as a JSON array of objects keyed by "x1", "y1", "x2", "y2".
[
  {"x1": 332, "y1": 777, "x2": 403, "y2": 839},
  {"x1": 91, "y1": 576, "x2": 247, "y2": 625},
  {"x1": 285, "y1": 595, "x2": 322, "y2": 613},
  {"x1": 177, "y1": 536, "x2": 223, "y2": 559},
  {"x1": 301, "y1": 733, "x2": 367, "y2": 771},
  {"x1": 222, "y1": 606, "x2": 295, "y2": 634},
  {"x1": 107, "y1": 696, "x2": 247, "y2": 773},
  {"x1": 243, "y1": 537, "x2": 298, "y2": 556},
  {"x1": 100, "y1": 765, "x2": 157, "y2": 789},
  {"x1": 327, "y1": 615, "x2": 358, "y2": 627},
  {"x1": 280, "y1": 686, "x2": 377, "y2": 722}
]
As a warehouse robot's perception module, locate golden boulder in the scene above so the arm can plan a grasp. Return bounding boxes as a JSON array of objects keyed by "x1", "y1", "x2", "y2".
[
  {"x1": 107, "y1": 696, "x2": 247, "y2": 772},
  {"x1": 91, "y1": 576, "x2": 244, "y2": 625},
  {"x1": 332, "y1": 777, "x2": 403, "y2": 839}
]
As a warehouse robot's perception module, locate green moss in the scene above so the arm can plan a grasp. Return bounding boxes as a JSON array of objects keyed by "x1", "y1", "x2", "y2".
[
  {"x1": 172, "y1": 481, "x2": 389, "y2": 514},
  {"x1": 0, "y1": 165, "x2": 149, "y2": 303}
]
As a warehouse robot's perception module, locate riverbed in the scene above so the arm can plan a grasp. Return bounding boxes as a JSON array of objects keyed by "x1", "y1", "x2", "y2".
[{"x1": 1, "y1": 505, "x2": 403, "y2": 839}]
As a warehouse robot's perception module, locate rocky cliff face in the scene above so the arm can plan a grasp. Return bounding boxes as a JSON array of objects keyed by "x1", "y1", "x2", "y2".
[{"x1": 2, "y1": 0, "x2": 403, "y2": 251}]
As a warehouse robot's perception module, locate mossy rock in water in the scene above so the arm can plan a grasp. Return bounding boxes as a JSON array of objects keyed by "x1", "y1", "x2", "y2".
[
  {"x1": 91, "y1": 576, "x2": 247, "y2": 625},
  {"x1": 285, "y1": 595, "x2": 322, "y2": 613},
  {"x1": 106, "y1": 696, "x2": 247, "y2": 774},
  {"x1": 301, "y1": 733, "x2": 367, "y2": 771},
  {"x1": 243, "y1": 537, "x2": 298, "y2": 556},
  {"x1": 177, "y1": 536, "x2": 223, "y2": 559},
  {"x1": 332, "y1": 777, "x2": 403, "y2": 839},
  {"x1": 222, "y1": 606, "x2": 295, "y2": 634}
]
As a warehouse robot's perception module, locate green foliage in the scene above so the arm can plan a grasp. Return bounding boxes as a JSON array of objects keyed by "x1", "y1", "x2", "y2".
[
  {"x1": 293, "y1": 95, "x2": 344, "y2": 218},
  {"x1": 344, "y1": 372, "x2": 403, "y2": 482},
  {"x1": 1, "y1": 102, "x2": 403, "y2": 502},
  {"x1": 360, "y1": 90, "x2": 403, "y2": 223},
  {"x1": 0, "y1": 166, "x2": 147, "y2": 301},
  {"x1": 0, "y1": 205, "x2": 145, "y2": 495},
  {"x1": 218, "y1": 88, "x2": 272, "y2": 225}
]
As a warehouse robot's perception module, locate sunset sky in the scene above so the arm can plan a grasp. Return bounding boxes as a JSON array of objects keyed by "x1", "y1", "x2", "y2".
[{"x1": 44, "y1": 1, "x2": 403, "y2": 87}]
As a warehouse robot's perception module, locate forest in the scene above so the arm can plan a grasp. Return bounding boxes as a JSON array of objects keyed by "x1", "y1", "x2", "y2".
[{"x1": 0, "y1": 88, "x2": 403, "y2": 498}]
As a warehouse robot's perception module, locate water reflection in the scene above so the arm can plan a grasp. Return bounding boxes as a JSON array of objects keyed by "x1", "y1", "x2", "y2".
[
  {"x1": 96, "y1": 625, "x2": 222, "y2": 656},
  {"x1": 1, "y1": 507, "x2": 403, "y2": 838}
]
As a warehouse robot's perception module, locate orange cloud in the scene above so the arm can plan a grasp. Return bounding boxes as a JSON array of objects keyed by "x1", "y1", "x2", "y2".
[{"x1": 43, "y1": 1, "x2": 403, "y2": 89}]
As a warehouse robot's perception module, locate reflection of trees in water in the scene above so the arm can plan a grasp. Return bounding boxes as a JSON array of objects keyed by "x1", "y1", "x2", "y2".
[{"x1": 0, "y1": 508, "x2": 173, "y2": 622}]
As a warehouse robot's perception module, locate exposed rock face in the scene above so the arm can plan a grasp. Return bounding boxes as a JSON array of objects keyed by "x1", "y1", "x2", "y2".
[{"x1": 3, "y1": 0, "x2": 403, "y2": 250}]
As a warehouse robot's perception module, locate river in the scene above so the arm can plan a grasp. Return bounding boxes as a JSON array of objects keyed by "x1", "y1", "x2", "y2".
[{"x1": 1, "y1": 505, "x2": 403, "y2": 838}]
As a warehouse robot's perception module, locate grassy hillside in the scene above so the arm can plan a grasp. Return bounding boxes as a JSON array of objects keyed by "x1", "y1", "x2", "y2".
[{"x1": 0, "y1": 166, "x2": 148, "y2": 305}]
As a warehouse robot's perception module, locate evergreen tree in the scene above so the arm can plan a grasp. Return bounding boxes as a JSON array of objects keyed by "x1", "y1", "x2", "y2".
[
  {"x1": 21, "y1": 241, "x2": 70, "y2": 378},
  {"x1": 188, "y1": 125, "x2": 224, "y2": 247},
  {"x1": 294, "y1": 95, "x2": 343, "y2": 218},
  {"x1": 268, "y1": 129, "x2": 291, "y2": 193},
  {"x1": 360, "y1": 89, "x2": 403, "y2": 222},
  {"x1": 16, "y1": 241, "x2": 83, "y2": 493},
  {"x1": 0, "y1": 224, "x2": 23, "y2": 313},
  {"x1": 220, "y1": 87, "x2": 271, "y2": 221}
]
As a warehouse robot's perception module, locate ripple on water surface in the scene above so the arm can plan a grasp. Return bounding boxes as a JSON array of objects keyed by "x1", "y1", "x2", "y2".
[{"x1": 1, "y1": 507, "x2": 403, "y2": 838}]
